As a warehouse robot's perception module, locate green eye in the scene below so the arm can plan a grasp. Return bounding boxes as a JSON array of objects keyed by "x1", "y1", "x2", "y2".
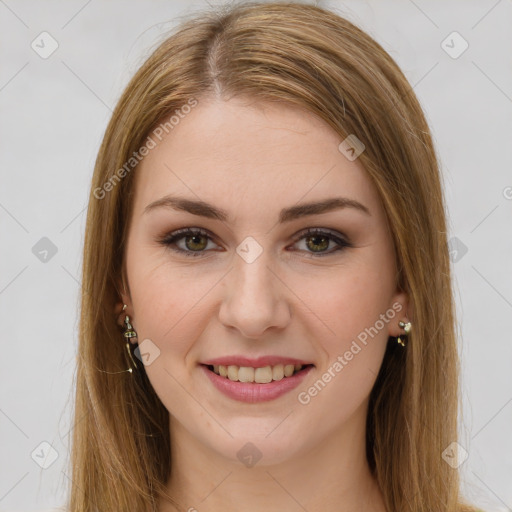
[
  {"x1": 290, "y1": 228, "x2": 351, "y2": 257},
  {"x1": 159, "y1": 228, "x2": 213, "y2": 257},
  {"x1": 158, "y1": 227, "x2": 351, "y2": 258}
]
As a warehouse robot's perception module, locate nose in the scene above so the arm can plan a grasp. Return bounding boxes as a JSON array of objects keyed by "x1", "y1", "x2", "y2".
[{"x1": 218, "y1": 252, "x2": 291, "y2": 339}]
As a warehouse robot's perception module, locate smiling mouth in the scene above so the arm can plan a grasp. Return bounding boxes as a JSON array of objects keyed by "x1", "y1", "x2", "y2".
[{"x1": 203, "y1": 363, "x2": 314, "y2": 384}]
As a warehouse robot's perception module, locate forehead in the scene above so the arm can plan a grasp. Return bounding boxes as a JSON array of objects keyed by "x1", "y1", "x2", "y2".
[{"x1": 131, "y1": 96, "x2": 380, "y2": 222}]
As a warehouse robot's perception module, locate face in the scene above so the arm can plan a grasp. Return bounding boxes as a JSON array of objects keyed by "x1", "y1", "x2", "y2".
[{"x1": 119, "y1": 95, "x2": 408, "y2": 466}]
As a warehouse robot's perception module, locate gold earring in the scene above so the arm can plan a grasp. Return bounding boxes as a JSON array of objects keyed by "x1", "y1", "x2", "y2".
[
  {"x1": 397, "y1": 320, "x2": 412, "y2": 347},
  {"x1": 122, "y1": 304, "x2": 138, "y2": 372}
]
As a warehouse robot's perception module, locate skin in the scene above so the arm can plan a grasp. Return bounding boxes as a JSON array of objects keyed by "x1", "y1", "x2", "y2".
[{"x1": 117, "y1": 95, "x2": 410, "y2": 512}]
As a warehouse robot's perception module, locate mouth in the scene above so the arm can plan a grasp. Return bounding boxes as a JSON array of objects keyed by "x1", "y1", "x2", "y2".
[
  {"x1": 201, "y1": 363, "x2": 315, "y2": 384},
  {"x1": 199, "y1": 361, "x2": 315, "y2": 403}
]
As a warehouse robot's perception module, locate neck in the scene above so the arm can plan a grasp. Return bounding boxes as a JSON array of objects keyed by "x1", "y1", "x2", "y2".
[{"x1": 158, "y1": 404, "x2": 387, "y2": 512}]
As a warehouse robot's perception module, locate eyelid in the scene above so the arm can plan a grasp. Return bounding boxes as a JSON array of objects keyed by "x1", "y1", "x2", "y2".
[{"x1": 292, "y1": 226, "x2": 349, "y2": 243}]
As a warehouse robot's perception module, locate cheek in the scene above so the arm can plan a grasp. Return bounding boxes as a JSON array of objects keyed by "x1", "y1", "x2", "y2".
[
  {"x1": 125, "y1": 244, "x2": 192, "y2": 354},
  {"x1": 126, "y1": 244, "x2": 225, "y2": 380},
  {"x1": 301, "y1": 255, "x2": 394, "y2": 345},
  {"x1": 126, "y1": 255, "x2": 205, "y2": 415},
  {"x1": 296, "y1": 251, "x2": 394, "y2": 392},
  {"x1": 294, "y1": 270, "x2": 391, "y2": 428}
]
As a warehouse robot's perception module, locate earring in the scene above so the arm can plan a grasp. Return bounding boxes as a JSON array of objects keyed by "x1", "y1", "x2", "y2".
[
  {"x1": 396, "y1": 320, "x2": 412, "y2": 347},
  {"x1": 122, "y1": 304, "x2": 139, "y2": 372}
]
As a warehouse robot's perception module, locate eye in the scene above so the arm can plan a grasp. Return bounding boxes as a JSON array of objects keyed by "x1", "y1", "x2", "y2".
[
  {"x1": 290, "y1": 228, "x2": 352, "y2": 257},
  {"x1": 156, "y1": 228, "x2": 218, "y2": 258},
  {"x1": 156, "y1": 227, "x2": 351, "y2": 258}
]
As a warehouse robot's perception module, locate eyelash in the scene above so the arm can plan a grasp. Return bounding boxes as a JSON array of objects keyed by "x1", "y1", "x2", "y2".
[{"x1": 156, "y1": 227, "x2": 352, "y2": 258}]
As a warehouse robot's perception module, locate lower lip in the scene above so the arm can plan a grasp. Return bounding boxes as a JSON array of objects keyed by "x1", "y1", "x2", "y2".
[{"x1": 200, "y1": 364, "x2": 314, "y2": 403}]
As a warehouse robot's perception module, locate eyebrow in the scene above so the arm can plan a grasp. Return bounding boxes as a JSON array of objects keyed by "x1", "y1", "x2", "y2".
[{"x1": 143, "y1": 195, "x2": 371, "y2": 223}]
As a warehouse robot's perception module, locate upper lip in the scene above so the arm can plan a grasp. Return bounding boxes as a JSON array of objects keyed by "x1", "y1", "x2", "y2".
[{"x1": 201, "y1": 356, "x2": 314, "y2": 368}]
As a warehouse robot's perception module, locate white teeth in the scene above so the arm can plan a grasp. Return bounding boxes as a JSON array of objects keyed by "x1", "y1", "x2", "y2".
[{"x1": 212, "y1": 363, "x2": 305, "y2": 383}]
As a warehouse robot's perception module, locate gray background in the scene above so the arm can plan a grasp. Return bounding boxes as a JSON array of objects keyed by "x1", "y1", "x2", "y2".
[{"x1": 1, "y1": 1, "x2": 511, "y2": 511}]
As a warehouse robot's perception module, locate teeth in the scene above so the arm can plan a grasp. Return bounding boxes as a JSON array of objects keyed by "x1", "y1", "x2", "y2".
[
  {"x1": 255, "y1": 366, "x2": 273, "y2": 383},
  {"x1": 227, "y1": 365, "x2": 238, "y2": 381},
  {"x1": 272, "y1": 364, "x2": 284, "y2": 381},
  {"x1": 238, "y1": 366, "x2": 254, "y2": 382},
  {"x1": 284, "y1": 364, "x2": 295, "y2": 377},
  {"x1": 212, "y1": 363, "x2": 305, "y2": 383}
]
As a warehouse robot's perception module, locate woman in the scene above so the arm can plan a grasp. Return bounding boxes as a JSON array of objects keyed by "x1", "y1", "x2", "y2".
[{"x1": 67, "y1": 2, "x2": 482, "y2": 511}]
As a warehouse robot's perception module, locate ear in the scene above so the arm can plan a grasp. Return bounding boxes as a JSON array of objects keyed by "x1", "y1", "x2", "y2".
[
  {"x1": 387, "y1": 289, "x2": 411, "y2": 338},
  {"x1": 114, "y1": 275, "x2": 132, "y2": 327}
]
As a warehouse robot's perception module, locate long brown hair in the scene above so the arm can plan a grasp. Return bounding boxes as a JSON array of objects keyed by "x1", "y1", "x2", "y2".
[{"x1": 68, "y1": 2, "x2": 479, "y2": 511}]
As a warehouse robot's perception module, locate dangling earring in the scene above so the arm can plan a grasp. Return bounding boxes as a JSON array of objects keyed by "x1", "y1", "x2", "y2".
[
  {"x1": 122, "y1": 304, "x2": 138, "y2": 372},
  {"x1": 397, "y1": 320, "x2": 412, "y2": 347}
]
